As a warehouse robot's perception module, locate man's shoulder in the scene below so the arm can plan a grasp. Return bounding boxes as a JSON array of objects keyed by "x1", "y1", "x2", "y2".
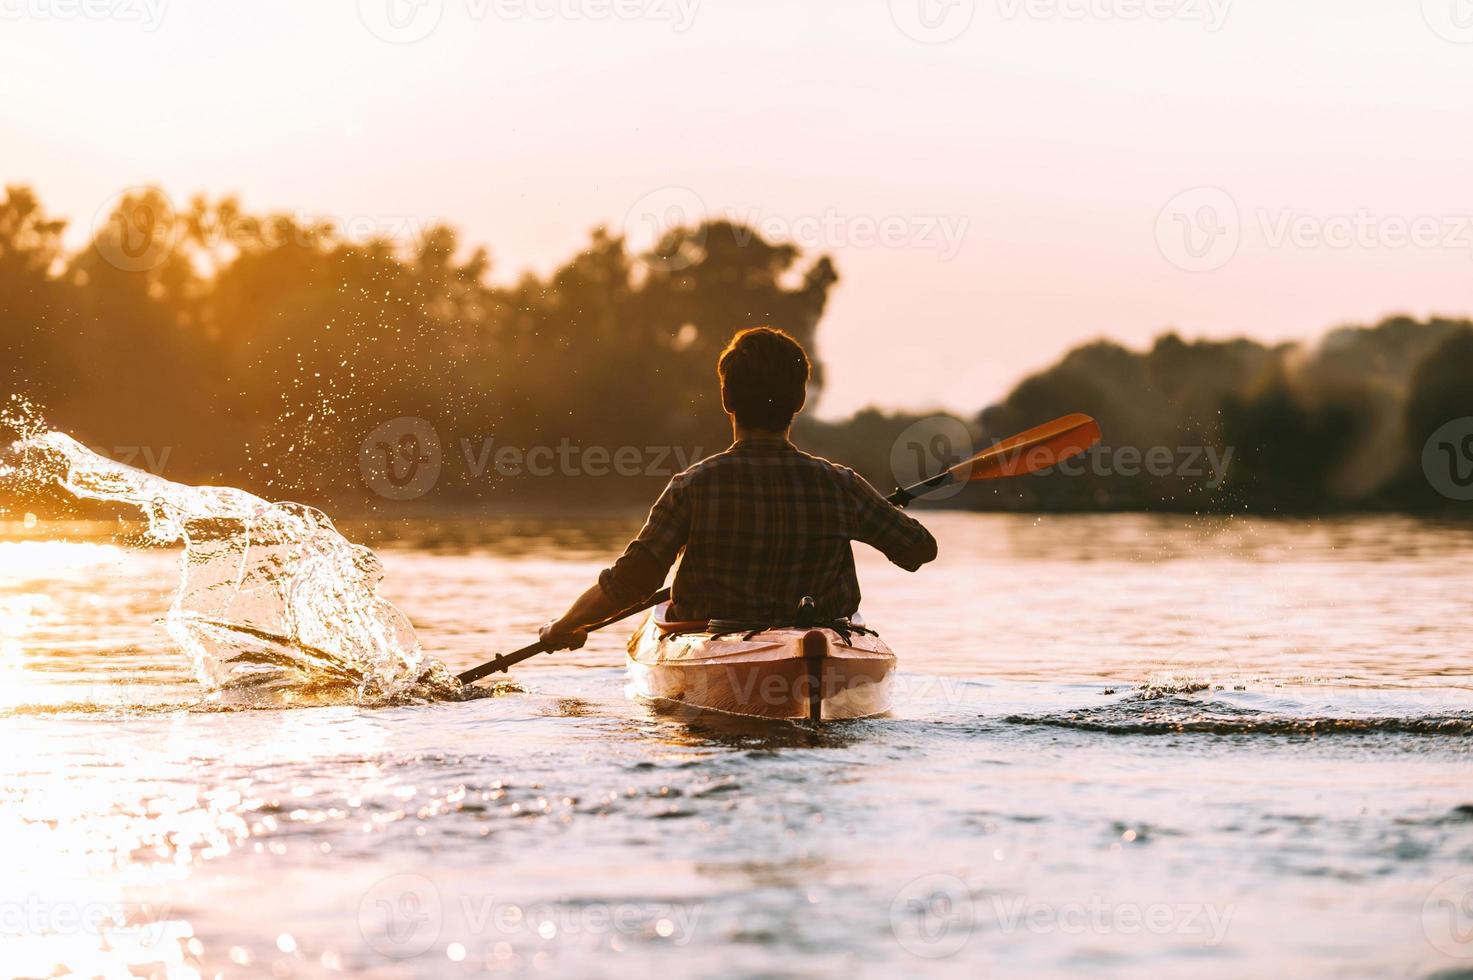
[
  {"x1": 674, "y1": 444, "x2": 857, "y2": 484},
  {"x1": 673, "y1": 449, "x2": 732, "y2": 481},
  {"x1": 668, "y1": 448, "x2": 736, "y2": 488},
  {"x1": 791, "y1": 446, "x2": 860, "y2": 482}
]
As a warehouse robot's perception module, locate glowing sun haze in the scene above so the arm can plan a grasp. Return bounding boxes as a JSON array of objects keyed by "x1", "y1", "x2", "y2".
[{"x1": 2, "y1": 0, "x2": 1470, "y2": 417}]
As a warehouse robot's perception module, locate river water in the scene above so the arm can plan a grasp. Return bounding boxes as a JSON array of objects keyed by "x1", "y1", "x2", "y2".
[{"x1": 1, "y1": 512, "x2": 1471, "y2": 978}]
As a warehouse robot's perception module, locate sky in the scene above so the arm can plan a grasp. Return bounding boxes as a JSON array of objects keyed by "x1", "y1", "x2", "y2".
[{"x1": 3, "y1": 0, "x2": 1471, "y2": 418}]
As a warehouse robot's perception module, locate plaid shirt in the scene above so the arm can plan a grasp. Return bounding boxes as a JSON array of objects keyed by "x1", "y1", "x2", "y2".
[{"x1": 599, "y1": 436, "x2": 936, "y2": 621}]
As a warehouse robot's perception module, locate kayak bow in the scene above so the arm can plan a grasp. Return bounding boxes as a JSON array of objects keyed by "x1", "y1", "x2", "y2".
[{"x1": 625, "y1": 602, "x2": 896, "y2": 722}]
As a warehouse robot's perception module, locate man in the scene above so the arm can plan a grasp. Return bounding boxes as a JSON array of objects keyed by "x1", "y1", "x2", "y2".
[{"x1": 540, "y1": 327, "x2": 937, "y2": 649}]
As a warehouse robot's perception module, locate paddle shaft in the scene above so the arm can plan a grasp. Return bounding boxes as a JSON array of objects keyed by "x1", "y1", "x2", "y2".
[
  {"x1": 887, "y1": 473, "x2": 948, "y2": 508},
  {"x1": 455, "y1": 587, "x2": 671, "y2": 683}
]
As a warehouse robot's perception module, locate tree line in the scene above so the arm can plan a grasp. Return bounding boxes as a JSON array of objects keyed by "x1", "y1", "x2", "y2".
[{"x1": 3, "y1": 184, "x2": 1470, "y2": 516}]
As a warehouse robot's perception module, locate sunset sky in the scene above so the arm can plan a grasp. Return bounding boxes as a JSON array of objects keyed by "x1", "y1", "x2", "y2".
[{"x1": 4, "y1": 0, "x2": 1471, "y2": 418}]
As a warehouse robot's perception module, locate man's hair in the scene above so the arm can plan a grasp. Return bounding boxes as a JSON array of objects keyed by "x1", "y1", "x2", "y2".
[{"x1": 717, "y1": 327, "x2": 811, "y2": 431}]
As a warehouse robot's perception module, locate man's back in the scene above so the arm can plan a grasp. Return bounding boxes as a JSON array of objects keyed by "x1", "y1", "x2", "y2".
[{"x1": 599, "y1": 436, "x2": 937, "y2": 622}]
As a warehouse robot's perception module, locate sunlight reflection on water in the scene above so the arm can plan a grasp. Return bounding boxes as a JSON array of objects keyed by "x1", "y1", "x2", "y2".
[{"x1": 1, "y1": 514, "x2": 1471, "y2": 977}]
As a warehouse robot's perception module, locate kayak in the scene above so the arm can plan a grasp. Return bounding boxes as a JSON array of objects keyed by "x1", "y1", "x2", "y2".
[{"x1": 625, "y1": 602, "x2": 897, "y2": 722}]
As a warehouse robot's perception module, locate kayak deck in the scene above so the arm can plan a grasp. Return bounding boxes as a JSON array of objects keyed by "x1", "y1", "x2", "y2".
[{"x1": 625, "y1": 604, "x2": 896, "y2": 722}]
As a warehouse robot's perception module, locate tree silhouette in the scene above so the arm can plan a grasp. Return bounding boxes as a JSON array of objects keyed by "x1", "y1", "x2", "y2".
[{"x1": 3, "y1": 183, "x2": 1471, "y2": 514}]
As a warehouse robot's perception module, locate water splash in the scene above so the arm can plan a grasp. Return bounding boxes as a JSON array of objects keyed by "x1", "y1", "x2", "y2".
[
  {"x1": 2, "y1": 409, "x2": 464, "y2": 705},
  {"x1": 1002, "y1": 701, "x2": 1473, "y2": 736}
]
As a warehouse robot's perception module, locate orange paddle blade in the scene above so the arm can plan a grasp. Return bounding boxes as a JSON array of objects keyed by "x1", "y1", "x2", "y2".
[{"x1": 954, "y1": 413, "x2": 1101, "y2": 482}]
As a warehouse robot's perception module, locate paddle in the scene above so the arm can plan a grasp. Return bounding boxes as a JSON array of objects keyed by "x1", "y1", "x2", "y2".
[
  {"x1": 456, "y1": 588, "x2": 673, "y2": 684},
  {"x1": 887, "y1": 412, "x2": 1102, "y2": 505},
  {"x1": 456, "y1": 413, "x2": 1100, "y2": 685}
]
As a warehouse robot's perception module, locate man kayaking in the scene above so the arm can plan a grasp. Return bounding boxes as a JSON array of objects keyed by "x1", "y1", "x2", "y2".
[{"x1": 539, "y1": 326, "x2": 937, "y2": 650}]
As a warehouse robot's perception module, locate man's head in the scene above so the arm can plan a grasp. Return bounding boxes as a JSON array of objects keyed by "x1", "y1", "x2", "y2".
[{"x1": 717, "y1": 327, "x2": 811, "y2": 433}]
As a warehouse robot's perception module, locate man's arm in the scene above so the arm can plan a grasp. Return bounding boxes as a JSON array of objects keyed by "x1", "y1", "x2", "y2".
[
  {"x1": 539, "y1": 474, "x2": 691, "y2": 650},
  {"x1": 895, "y1": 531, "x2": 938, "y2": 570},
  {"x1": 539, "y1": 581, "x2": 621, "y2": 650},
  {"x1": 846, "y1": 467, "x2": 938, "y2": 572}
]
